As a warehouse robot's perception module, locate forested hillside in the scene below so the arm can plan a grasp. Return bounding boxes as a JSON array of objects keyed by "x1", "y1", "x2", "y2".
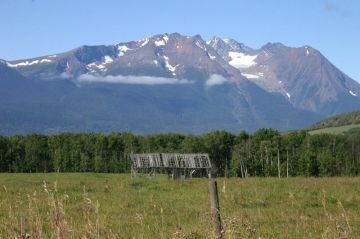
[
  {"x1": 1, "y1": 128, "x2": 359, "y2": 177},
  {"x1": 310, "y1": 110, "x2": 360, "y2": 130}
]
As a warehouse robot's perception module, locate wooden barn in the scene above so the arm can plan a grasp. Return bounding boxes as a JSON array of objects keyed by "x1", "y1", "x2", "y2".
[{"x1": 130, "y1": 153, "x2": 212, "y2": 179}]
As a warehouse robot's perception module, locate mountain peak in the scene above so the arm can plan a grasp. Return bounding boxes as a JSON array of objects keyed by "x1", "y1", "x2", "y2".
[
  {"x1": 261, "y1": 42, "x2": 288, "y2": 52},
  {"x1": 207, "y1": 35, "x2": 223, "y2": 43},
  {"x1": 207, "y1": 36, "x2": 253, "y2": 56}
]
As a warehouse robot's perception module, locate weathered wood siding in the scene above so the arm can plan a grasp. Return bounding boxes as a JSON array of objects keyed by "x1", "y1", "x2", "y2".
[{"x1": 131, "y1": 153, "x2": 211, "y2": 169}]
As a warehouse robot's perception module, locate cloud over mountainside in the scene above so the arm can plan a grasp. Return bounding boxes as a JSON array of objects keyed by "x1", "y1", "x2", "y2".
[
  {"x1": 205, "y1": 74, "x2": 228, "y2": 87},
  {"x1": 77, "y1": 74, "x2": 192, "y2": 85}
]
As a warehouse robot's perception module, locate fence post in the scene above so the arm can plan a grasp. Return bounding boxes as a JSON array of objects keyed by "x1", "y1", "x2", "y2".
[
  {"x1": 209, "y1": 180, "x2": 223, "y2": 239},
  {"x1": 20, "y1": 216, "x2": 29, "y2": 239}
]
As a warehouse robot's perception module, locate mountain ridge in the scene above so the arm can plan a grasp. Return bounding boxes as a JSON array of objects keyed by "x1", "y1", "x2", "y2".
[{"x1": 1, "y1": 33, "x2": 359, "y2": 135}]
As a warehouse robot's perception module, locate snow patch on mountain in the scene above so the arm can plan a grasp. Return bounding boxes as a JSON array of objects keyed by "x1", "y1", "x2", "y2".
[
  {"x1": 40, "y1": 59, "x2": 52, "y2": 63},
  {"x1": 228, "y1": 52, "x2": 257, "y2": 69},
  {"x1": 117, "y1": 45, "x2": 131, "y2": 52},
  {"x1": 349, "y1": 90, "x2": 358, "y2": 97},
  {"x1": 77, "y1": 74, "x2": 192, "y2": 85},
  {"x1": 155, "y1": 36, "x2": 169, "y2": 47},
  {"x1": 87, "y1": 62, "x2": 105, "y2": 70},
  {"x1": 7, "y1": 59, "x2": 52, "y2": 67},
  {"x1": 205, "y1": 74, "x2": 228, "y2": 87},
  {"x1": 86, "y1": 56, "x2": 114, "y2": 72},
  {"x1": 195, "y1": 41, "x2": 206, "y2": 50},
  {"x1": 208, "y1": 53, "x2": 216, "y2": 60},
  {"x1": 140, "y1": 38, "x2": 149, "y2": 47},
  {"x1": 155, "y1": 40, "x2": 165, "y2": 46},
  {"x1": 104, "y1": 56, "x2": 113, "y2": 64},
  {"x1": 163, "y1": 35, "x2": 169, "y2": 43},
  {"x1": 163, "y1": 55, "x2": 178, "y2": 76},
  {"x1": 87, "y1": 63, "x2": 104, "y2": 72},
  {"x1": 117, "y1": 45, "x2": 132, "y2": 57},
  {"x1": 223, "y1": 38, "x2": 230, "y2": 44},
  {"x1": 241, "y1": 73, "x2": 260, "y2": 79}
]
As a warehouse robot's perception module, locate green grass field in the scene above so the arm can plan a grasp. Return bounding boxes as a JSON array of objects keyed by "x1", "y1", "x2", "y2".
[
  {"x1": 0, "y1": 174, "x2": 360, "y2": 238},
  {"x1": 309, "y1": 124, "x2": 360, "y2": 135}
]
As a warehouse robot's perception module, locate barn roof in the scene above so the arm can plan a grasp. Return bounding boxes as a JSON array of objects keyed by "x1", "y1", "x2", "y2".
[{"x1": 131, "y1": 153, "x2": 211, "y2": 169}]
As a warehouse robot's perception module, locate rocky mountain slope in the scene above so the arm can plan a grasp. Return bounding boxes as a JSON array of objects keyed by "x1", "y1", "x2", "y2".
[
  {"x1": 0, "y1": 33, "x2": 358, "y2": 135},
  {"x1": 208, "y1": 37, "x2": 360, "y2": 115}
]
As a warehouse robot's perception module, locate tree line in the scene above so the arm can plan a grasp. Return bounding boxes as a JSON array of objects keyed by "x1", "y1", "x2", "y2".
[{"x1": 0, "y1": 129, "x2": 359, "y2": 177}]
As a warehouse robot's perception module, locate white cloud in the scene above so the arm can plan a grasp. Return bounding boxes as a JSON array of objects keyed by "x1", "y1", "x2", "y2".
[
  {"x1": 60, "y1": 72, "x2": 72, "y2": 79},
  {"x1": 205, "y1": 74, "x2": 228, "y2": 87},
  {"x1": 77, "y1": 74, "x2": 192, "y2": 85}
]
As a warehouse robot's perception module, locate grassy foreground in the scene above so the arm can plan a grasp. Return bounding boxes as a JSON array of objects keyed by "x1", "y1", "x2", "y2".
[{"x1": 0, "y1": 174, "x2": 360, "y2": 238}]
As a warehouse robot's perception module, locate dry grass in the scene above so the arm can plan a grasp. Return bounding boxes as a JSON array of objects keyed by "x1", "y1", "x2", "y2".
[{"x1": 0, "y1": 174, "x2": 359, "y2": 238}]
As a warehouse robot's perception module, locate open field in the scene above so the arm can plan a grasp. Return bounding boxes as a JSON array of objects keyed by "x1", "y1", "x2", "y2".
[
  {"x1": 309, "y1": 124, "x2": 360, "y2": 135},
  {"x1": 0, "y1": 174, "x2": 360, "y2": 238}
]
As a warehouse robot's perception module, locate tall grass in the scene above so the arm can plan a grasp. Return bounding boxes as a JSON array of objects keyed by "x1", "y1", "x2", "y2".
[{"x1": 0, "y1": 174, "x2": 359, "y2": 238}]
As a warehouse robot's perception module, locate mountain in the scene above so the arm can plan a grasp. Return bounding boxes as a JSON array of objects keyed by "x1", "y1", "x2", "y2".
[
  {"x1": 208, "y1": 37, "x2": 360, "y2": 115},
  {"x1": 0, "y1": 33, "x2": 358, "y2": 135}
]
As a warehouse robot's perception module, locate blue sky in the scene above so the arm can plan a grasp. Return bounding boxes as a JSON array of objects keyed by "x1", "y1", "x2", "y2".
[{"x1": 1, "y1": 0, "x2": 359, "y2": 81}]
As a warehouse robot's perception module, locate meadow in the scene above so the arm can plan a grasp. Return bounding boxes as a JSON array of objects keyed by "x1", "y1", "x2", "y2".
[{"x1": 0, "y1": 173, "x2": 360, "y2": 238}]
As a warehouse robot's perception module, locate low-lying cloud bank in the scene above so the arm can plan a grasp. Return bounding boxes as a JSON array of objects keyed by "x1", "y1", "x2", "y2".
[
  {"x1": 76, "y1": 73, "x2": 230, "y2": 87},
  {"x1": 77, "y1": 74, "x2": 192, "y2": 85},
  {"x1": 205, "y1": 74, "x2": 228, "y2": 87}
]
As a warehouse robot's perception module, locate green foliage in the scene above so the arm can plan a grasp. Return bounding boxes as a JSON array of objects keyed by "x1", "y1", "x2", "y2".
[
  {"x1": 310, "y1": 109, "x2": 360, "y2": 130},
  {"x1": 309, "y1": 123, "x2": 360, "y2": 135},
  {"x1": 0, "y1": 128, "x2": 359, "y2": 177},
  {"x1": 204, "y1": 131, "x2": 235, "y2": 176}
]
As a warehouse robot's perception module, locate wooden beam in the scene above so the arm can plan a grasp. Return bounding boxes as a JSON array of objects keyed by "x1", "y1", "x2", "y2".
[{"x1": 209, "y1": 180, "x2": 223, "y2": 239}]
